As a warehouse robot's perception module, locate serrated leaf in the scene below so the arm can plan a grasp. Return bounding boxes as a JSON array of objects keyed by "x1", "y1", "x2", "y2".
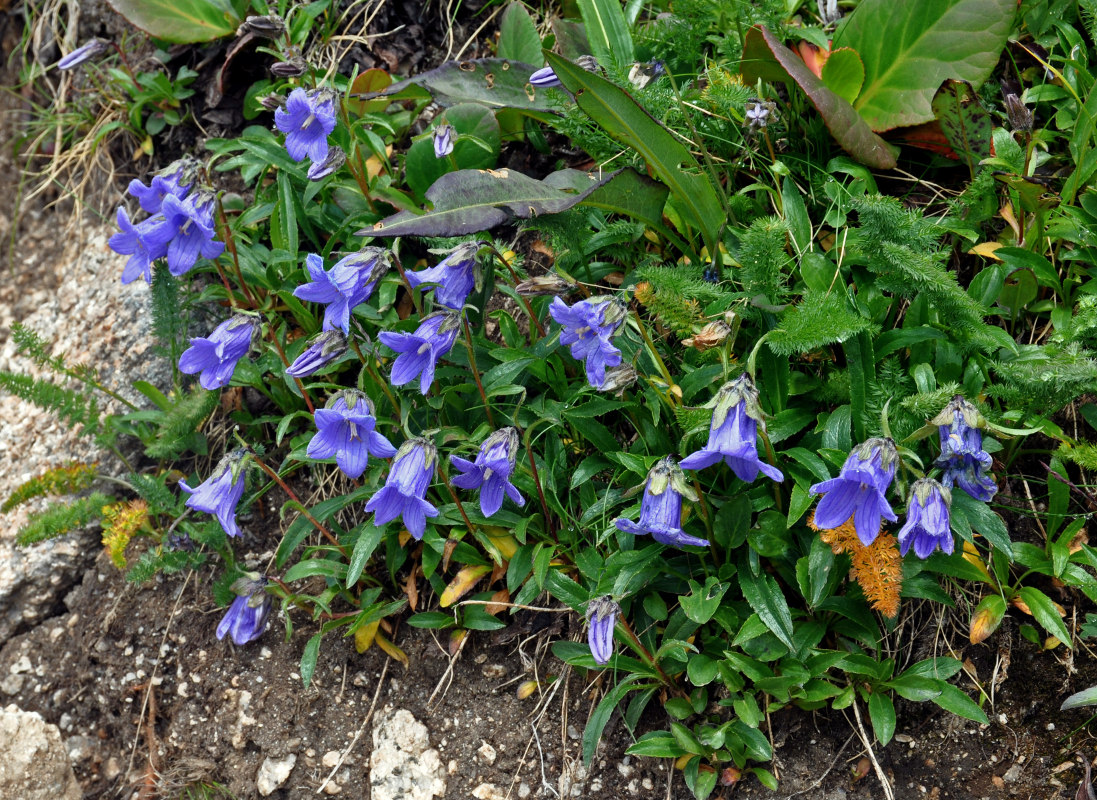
[{"x1": 367, "y1": 58, "x2": 551, "y2": 111}]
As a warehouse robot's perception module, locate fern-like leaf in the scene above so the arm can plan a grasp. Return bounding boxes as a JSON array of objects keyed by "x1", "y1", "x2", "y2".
[
  {"x1": 0, "y1": 371, "x2": 100, "y2": 437},
  {"x1": 100, "y1": 499, "x2": 149, "y2": 568},
  {"x1": 144, "y1": 387, "x2": 219, "y2": 460},
  {"x1": 767, "y1": 291, "x2": 878, "y2": 356},
  {"x1": 16, "y1": 492, "x2": 112, "y2": 546},
  {"x1": 2, "y1": 461, "x2": 99, "y2": 512},
  {"x1": 811, "y1": 512, "x2": 903, "y2": 618}
]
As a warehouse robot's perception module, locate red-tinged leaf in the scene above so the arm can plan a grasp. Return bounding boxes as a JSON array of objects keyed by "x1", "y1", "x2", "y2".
[
  {"x1": 931, "y1": 79, "x2": 993, "y2": 172},
  {"x1": 796, "y1": 40, "x2": 829, "y2": 78},
  {"x1": 741, "y1": 26, "x2": 897, "y2": 169},
  {"x1": 348, "y1": 69, "x2": 393, "y2": 115},
  {"x1": 886, "y1": 120, "x2": 960, "y2": 159}
]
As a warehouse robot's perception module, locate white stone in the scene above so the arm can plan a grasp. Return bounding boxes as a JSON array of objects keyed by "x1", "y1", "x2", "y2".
[
  {"x1": 0, "y1": 707, "x2": 81, "y2": 800},
  {"x1": 369, "y1": 708, "x2": 446, "y2": 800},
  {"x1": 256, "y1": 753, "x2": 297, "y2": 796},
  {"x1": 472, "y1": 784, "x2": 507, "y2": 800},
  {"x1": 322, "y1": 750, "x2": 342, "y2": 768},
  {"x1": 477, "y1": 741, "x2": 497, "y2": 764}
]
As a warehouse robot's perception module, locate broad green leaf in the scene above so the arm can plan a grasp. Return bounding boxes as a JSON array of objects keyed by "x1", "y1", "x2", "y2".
[
  {"x1": 832, "y1": 0, "x2": 1015, "y2": 131},
  {"x1": 820, "y1": 47, "x2": 865, "y2": 105},
  {"x1": 931, "y1": 79, "x2": 992, "y2": 174},
  {"x1": 300, "y1": 632, "x2": 322, "y2": 688},
  {"x1": 106, "y1": 0, "x2": 243, "y2": 43},
  {"x1": 370, "y1": 58, "x2": 553, "y2": 112},
  {"x1": 627, "y1": 731, "x2": 687, "y2": 758},
  {"x1": 545, "y1": 51, "x2": 724, "y2": 252},
  {"x1": 584, "y1": 676, "x2": 644, "y2": 763},
  {"x1": 1061, "y1": 686, "x2": 1097, "y2": 710},
  {"x1": 1018, "y1": 587, "x2": 1072, "y2": 647},
  {"x1": 738, "y1": 568, "x2": 796, "y2": 652},
  {"x1": 931, "y1": 683, "x2": 989, "y2": 724},
  {"x1": 405, "y1": 104, "x2": 501, "y2": 197},
  {"x1": 951, "y1": 492, "x2": 1012, "y2": 558},
  {"x1": 577, "y1": 0, "x2": 634, "y2": 66},
  {"x1": 969, "y1": 594, "x2": 1006, "y2": 644},
  {"x1": 681, "y1": 577, "x2": 730, "y2": 624},
  {"x1": 368, "y1": 167, "x2": 665, "y2": 238},
  {"x1": 497, "y1": 2, "x2": 543, "y2": 65},
  {"x1": 867, "y1": 691, "x2": 896, "y2": 745},
  {"x1": 741, "y1": 26, "x2": 897, "y2": 169}
]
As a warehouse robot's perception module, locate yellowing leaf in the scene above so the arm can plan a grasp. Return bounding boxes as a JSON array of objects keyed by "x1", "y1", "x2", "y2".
[
  {"x1": 440, "y1": 564, "x2": 491, "y2": 607},
  {"x1": 355, "y1": 620, "x2": 380, "y2": 653},
  {"x1": 961, "y1": 541, "x2": 995, "y2": 584},
  {"x1": 375, "y1": 632, "x2": 408, "y2": 666},
  {"x1": 969, "y1": 241, "x2": 1003, "y2": 259}
]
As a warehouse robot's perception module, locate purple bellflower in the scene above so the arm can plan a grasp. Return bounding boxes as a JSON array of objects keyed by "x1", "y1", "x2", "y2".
[
  {"x1": 450, "y1": 427, "x2": 525, "y2": 517},
  {"x1": 274, "y1": 88, "x2": 337, "y2": 163},
  {"x1": 216, "y1": 573, "x2": 272, "y2": 646},
  {"x1": 127, "y1": 156, "x2": 198, "y2": 214},
  {"x1": 897, "y1": 478, "x2": 954, "y2": 559},
  {"x1": 378, "y1": 311, "x2": 461, "y2": 394},
  {"x1": 178, "y1": 314, "x2": 258, "y2": 390},
  {"x1": 680, "y1": 374, "x2": 784, "y2": 483},
  {"x1": 286, "y1": 329, "x2": 348, "y2": 378},
  {"x1": 109, "y1": 207, "x2": 170, "y2": 284},
  {"x1": 307, "y1": 147, "x2": 346, "y2": 181},
  {"x1": 433, "y1": 123, "x2": 455, "y2": 158},
  {"x1": 586, "y1": 596, "x2": 620, "y2": 665},
  {"x1": 932, "y1": 395, "x2": 997, "y2": 502},
  {"x1": 615, "y1": 456, "x2": 708, "y2": 548},
  {"x1": 549, "y1": 296, "x2": 626, "y2": 389},
  {"x1": 405, "y1": 241, "x2": 483, "y2": 310},
  {"x1": 294, "y1": 249, "x2": 390, "y2": 334},
  {"x1": 58, "y1": 38, "x2": 110, "y2": 70},
  {"x1": 154, "y1": 192, "x2": 225, "y2": 276},
  {"x1": 530, "y1": 66, "x2": 562, "y2": 88},
  {"x1": 307, "y1": 390, "x2": 396, "y2": 479},
  {"x1": 364, "y1": 438, "x2": 439, "y2": 540},
  {"x1": 810, "y1": 438, "x2": 899, "y2": 545},
  {"x1": 180, "y1": 449, "x2": 248, "y2": 538}
]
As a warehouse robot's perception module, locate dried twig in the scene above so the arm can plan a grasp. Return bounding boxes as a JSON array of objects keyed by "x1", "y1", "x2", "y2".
[
  {"x1": 851, "y1": 696, "x2": 894, "y2": 800},
  {"x1": 316, "y1": 659, "x2": 390, "y2": 794}
]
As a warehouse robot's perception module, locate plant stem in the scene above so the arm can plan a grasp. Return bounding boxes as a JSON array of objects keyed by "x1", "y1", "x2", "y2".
[
  {"x1": 463, "y1": 318, "x2": 496, "y2": 427},
  {"x1": 248, "y1": 450, "x2": 347, "y2": 558}
]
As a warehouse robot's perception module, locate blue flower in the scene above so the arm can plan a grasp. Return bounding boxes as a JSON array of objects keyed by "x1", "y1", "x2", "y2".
[
  {"x1": 378, "y1": 311, "x2": 461, "y2": 394},
  {"x1": 679, "y1": 375, "x2": 784, "y2": 483},
  {"x1": 364, "y1": 438, "x2": 439, "y2": 540},
  {"x1": 155, "y1": 192, "x2": 225, "y2": 276},
  {"x1": 127, "y1": 156, "x2": 198, "y2": 214},
  {"x1": 450, "y1": 427, "x2": 525, "y2": 517},
  {"x1": 549, "y1": 296, "x2": 625, "y2": 389},
  {"x1": 810, "y1": 438, "x2": 899, "y2": 545},
  {"x1": 307, "y1": 147, "x2": 346, "y2": 181},
  {"x1": 586, "y1": 596, "x2": 620, "y2": 665},
  {"x1": 405, "y1": 242, "x2": 483, "y2": 310},
  {"x1": 58, "y1": 38, "x2": 109, "y2": 70},
  {"x1": 286, "y1": 329, "x2": 348, "y2": 378},
  {"x1": 307, "y1": 390, "x2": 396, "y2": 479},
  {"x1": 294, "y1": 249, "x2": 390, "y2": 334},
  {"x1": 932, "y1": 395, "x2": 996, "y2": 502},
  {"x1": 108, "y1": 207, "x2": 171, "y2": 284},
  {"x1": 433, "y1": 123, "x2": 455, "y2": 158},
  {"x1": 178, "y1": 315, "x2": 258, "y2": 390},
  {"x1": 529, "y1": 66, "x2": 562, "y2": 88},
  {"x1": 216, "y1": 574, "x2": 272, "y2": 646},
  {"x1": 180, "y1": 449, "x2": 248, "y2": 538},
  {"x1": 274, "y1": 88, "x2": 337, "y2": 163},
  {"x1": 897, "y1": 478, "x2": 954, "y2": 559},
  {"x1": 615, "y1": 456, "x2": 708, "y2": 548}
]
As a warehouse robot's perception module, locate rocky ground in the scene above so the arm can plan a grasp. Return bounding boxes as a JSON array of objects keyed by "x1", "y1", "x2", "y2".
[{"x1": 1, "y1": 2, "x2": 1097, "y2": 799}]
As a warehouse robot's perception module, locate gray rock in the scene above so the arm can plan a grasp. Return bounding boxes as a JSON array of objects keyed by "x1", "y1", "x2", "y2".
[
  {"x1": 369, "y1": 707, "x2": 446, "y2": 800},
  {"x1": 256, "y1": 753, "x2": 297, "y2": 796},
  {"x1": 0, "y1": 705, "x2": 81, "y2": 800}
]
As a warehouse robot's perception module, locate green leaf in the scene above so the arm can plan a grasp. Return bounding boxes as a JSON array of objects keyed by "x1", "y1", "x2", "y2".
[
  {"x1": 106, "y1": 0, "x2": 242, "y2": 43},
  {"x1": 931, "y1": 79, "x2": 992, "y2": 174},
  {"x1": 497, "y1": 2, "x2": 543, "y2": 65},
  {"x1": 544, "y1": 51, "x2": 724, "y2": 251},
  {"x1": 951, "y1": 492, "x2": 1012, "y2": 557},
  {"x1": 820, "y1": 47, "x2": 865, "y2": 105},
  {"x1": 627, "y1": 731, "x2": 687, "y2": 758},
  {"x1": 741, "y1": 26, "x2": 897, "y2": 168},
  {"x1": 406, "y1": 104, "x2": 501, "y2": 197},
  {"x1": 373, "y1": 58, "x2": 552, "y2": 111},
  {"x1": 273, "y1": 172, "x2": 299, "y2": 257},
  {"x1": 681, "y1": 577, "x2": 730, "y2": 624},
  {"x1": 1061, "y1": 686, "x2": 1097, "y2": 710},
  {"x1": 368, "y1": 167, "x2": 662, "y2": 238},
  {"x1": 867, "y1": 691, "x2": 896, "y2": 745},
  {"x1": 406, "y1": 611, "x2": 457, "y2": 629},
  {"x1": 346, "y1": 525, "x2": 383, "y2": 586},
  {"x1": 577, "y1": 0, "x2": 634, "y2": 66},
  {"x1": 931, "y1": 683, "x2": 989, "y2": 724},
  {"x1": 1018, "y1": 586, "x2": 1072, "y2": 647},
  {"x1": 300, "y1": 632, "x2": 322, "y2": 689},
  {"x1": 832, "y1": 0, "x2": 1015, "y2": 131},
  {"x1": 738, "y1": 567, "x2": 796, "y2": 652},
  {"x1": 583, "y1": 675, "x2": 644, "y2": 763}
]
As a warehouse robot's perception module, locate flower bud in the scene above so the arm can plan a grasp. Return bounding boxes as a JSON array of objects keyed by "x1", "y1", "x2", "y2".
[
  {"x1": 1004, "y1": 93, "x2": 1033, "y2": 132},
  {"x1": 286, "y1": 329, "x2": 348, "y2": 377},
  {"x1": 515, "y1": 273, "x2": 575, "y2": 297},
  {"x1": 237, "y1": 14, "x2": 286, "y2": 38},
  {"x1": 270, "y1": 55, "x2": 309, "y2": 77},
  {"x1": 599, "y1": 364, "x2": 638, "y2": 395},
  {"x1": 432, "y1": 123, "x2": 455, "y2": 158},
  {"x1": 58, "y1": 39, "x2": 110, "y2": 70},
  {"x1": 307, "y1": 147, "x2": 346, "y2": 180},
  {"x1": 682, "y1": 320, "x2": 731, "y2": 351}
]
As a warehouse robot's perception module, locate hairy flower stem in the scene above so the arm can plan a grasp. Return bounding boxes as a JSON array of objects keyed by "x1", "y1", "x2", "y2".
[
  {"x1": 632, "y1": 310, "x2": 677, "y2": 404},
  {"x1": 216, "y1": 199, "x2": 259, "y2": 309},
  {"x1": 462, "y1": 318, "x2": 496, "y2": 428},
  {"x1": 521, "y1": 422, "x2": 556, "y2": 537},
  {"x1": 391, "y1": 253, "x2": 423, "y2": 318},
  {"x1": 265, "y1": 324, "x2": 315, "y2": 413},
  {"x1": 247, "y1": 450, "x2": 347, "y2": 558}
]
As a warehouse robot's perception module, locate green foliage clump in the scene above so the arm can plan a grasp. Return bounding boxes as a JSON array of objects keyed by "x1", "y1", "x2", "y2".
[
  {"x1": 735, "y1": 216, "x2": 793, "y2": 309},
  {"x1": 2, "y1": 461, "x2": 98, "y2": 513},
  {"x1": 767, "y1": 291, "x2": 877, "y2": 356},
  {"x1": 16, "y1": 492, "x2": 112, "y2": 546},
  {"x1": 990, "y1": 343, "x2": 1097, "y2": 413},
  {"x1": 143, "y1": 388, "x2": 219, "y2": 460},
  {"x1": 0, "y1": 371, "x2": 101, "y2": 438}
]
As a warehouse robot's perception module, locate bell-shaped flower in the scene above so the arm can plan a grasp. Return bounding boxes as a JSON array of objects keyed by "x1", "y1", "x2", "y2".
[
  {"x1": 529, "y1": 66, "x2": 562, "y2": 88},
  {"x1": 274, "y1": 87, "x2": 337, "y2": 163},
  {"x1": 450, "y1": 427, "x2": 525, "y2": 517},
  {"x1": 549, "y1": 296, "x2": 626, "y2": 389},
  {"x1": 378, "y1": 311, "x2": 461, "y2": 395},
  {"x1": 178, "y1": 314, "x2": 258, "y2": 390},
  {"x1": 307, "y1": 147, "x2": 346, "y2": 180},
  {"x1": 810, "y1": 438, "x2": 899, "y2": 545},
  {"x1": 897, "y1": 478, "x2": 954, "y2": 559},
  {"x1": 932, "y1": 395, "x2": 996, "y2": 502},
  {"x1": 680, "y1": 375, "x2": 784, "y2": 483},
  {"x1": 295, "y1": 249, "x2": 390, "y2": 334},
  {"x1": 307, "y1": 390, "x2": 396, "y2": 479},
  {"x1": 586, "y1": 596, "x2": 620, "y2": 665},
  {"x1": 615, "y1": 456, "x2": 708, "y2": 548},
  {"x1": 364, "y1": 438, "x2": 439, "y2": 540},
  {"x1": 432, "y1": 123, "x2": 455, "y2": 158},
  {"x1": 154, "y1": 192, "x2": 225, "y2": 276},
  {"x1": 286, "y1": 329, "x2": 348, "y2": 378},
  {"x1": 180, "y1": 448, "x2": 249, "y2": 538},
  {"x1": 127, "y1": 155, "x2": 198, "y2": 214},
  {"x1": 58, "y1": 38, "x2": 110, "y2": 70},
  {"x1": 405, "y1": 241, "x2": 483, "y2": 310},
  {"x1": 109, "y1": 207, "x2": 170, "y2": 284},
  {"x1": 216, "y1": 573, "x2": 272, "y2": 646}
]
